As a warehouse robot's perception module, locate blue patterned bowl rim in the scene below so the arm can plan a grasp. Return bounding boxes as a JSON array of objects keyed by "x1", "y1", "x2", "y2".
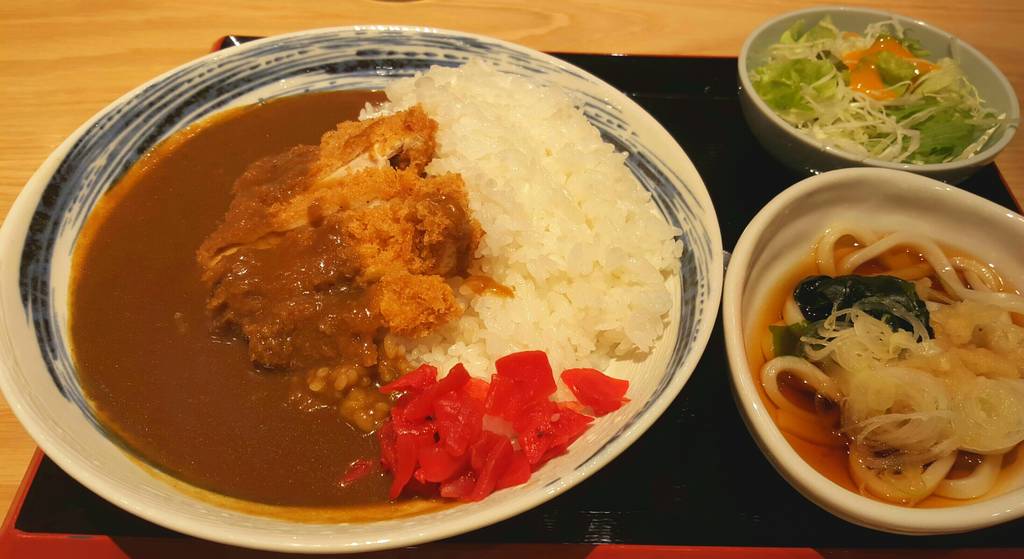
[{"x1": 0, "y1": 25, "x2": 724, "y2": 552}]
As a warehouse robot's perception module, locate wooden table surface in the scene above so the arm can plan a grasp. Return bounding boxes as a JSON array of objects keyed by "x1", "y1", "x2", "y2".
[{"x1": 1, "y1": 0, "x2": 1021, "y2": 523}]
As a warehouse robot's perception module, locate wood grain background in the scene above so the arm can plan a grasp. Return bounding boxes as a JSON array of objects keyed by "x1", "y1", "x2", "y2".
[{"x1": 1, "y1": 0, "x2": 1021, "y2": 521}]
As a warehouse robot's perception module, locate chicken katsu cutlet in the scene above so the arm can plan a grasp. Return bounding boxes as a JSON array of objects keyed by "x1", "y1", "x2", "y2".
[{"x1": 197, "y1": 106, "x2": 483, "y2": 431}]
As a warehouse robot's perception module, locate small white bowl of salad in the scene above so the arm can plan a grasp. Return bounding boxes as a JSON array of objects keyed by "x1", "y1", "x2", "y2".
[{"x1": 738, "y1": 6, "x2": 1019, "y2": 183}]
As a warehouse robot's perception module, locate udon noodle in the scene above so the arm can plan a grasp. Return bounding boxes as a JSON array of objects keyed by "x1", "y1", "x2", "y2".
[{"x1": 757, "y1": 224, "x2": 1024, "y2": 506}]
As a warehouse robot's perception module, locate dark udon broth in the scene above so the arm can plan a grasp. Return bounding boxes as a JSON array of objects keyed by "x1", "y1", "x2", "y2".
[{"x1": 747, "y1": 237, "x2": 1024, "y2": 508}]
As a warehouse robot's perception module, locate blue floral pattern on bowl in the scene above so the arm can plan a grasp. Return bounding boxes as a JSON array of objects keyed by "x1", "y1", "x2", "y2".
[{"x1": 0, "y1": 26, "x2": 722, "y2": 552}]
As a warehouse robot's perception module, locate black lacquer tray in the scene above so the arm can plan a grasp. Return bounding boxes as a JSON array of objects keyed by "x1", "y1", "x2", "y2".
[{"x1": 4, "y1": 43, "x2": 1022, "y2": 556}]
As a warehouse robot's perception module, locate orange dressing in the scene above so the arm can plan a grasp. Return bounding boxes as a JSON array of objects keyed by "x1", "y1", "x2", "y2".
[{"x1": 841, "y1": 36, "x2": 937, "y2": 100}]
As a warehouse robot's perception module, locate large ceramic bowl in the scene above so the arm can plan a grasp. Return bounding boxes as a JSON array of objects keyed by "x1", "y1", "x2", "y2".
[
  {"x1": 723, "y1": 167, "x2": 1024, "y2": 534},
  {"x1": 0, "y1": 27, "x2": 722, "y2": 552},
  {"x1": 738, "y1": 6, "x2": 1019, "y2": 183}
]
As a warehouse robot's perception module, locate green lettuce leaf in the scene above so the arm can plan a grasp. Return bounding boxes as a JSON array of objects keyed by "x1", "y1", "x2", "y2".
[
  {"x1": 885, "y1": 98, "x2": 939, "y2": 121},
  {"x1": 752, "y1": 58, "x2": 838, "y2": 118},
  {"x1": 901, "y1": 35, "x2": 930, "y2": 58},
  {"x1": 802, "y1": 19, "x2": 837, "y2": 42},
  {"x1": 875, "y1": 51, "x2": 917, "y2": 85},
  {"x1": 910, "y1": 108, "x2": 983, "y2": 163},
  {"x1": 779, "y1": 17, "x2": 837, "y2": 44},
  {"x1": 780, "y1": 20, "x2": 806, "y2": 44}
]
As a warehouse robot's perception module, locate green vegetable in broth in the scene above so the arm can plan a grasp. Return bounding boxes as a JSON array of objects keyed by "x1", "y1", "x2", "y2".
[
  {"x1": 793, "y1": 275, "x2": 933, "y2": 336},
  {"x1": 769, "y1": 321, "x2": 815, "y2": 357}
]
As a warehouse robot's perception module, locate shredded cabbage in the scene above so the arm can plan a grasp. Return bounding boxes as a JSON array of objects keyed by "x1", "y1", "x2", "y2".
[{"x1": 750, "y1": 16, "x2": 1009, "y2": 164}]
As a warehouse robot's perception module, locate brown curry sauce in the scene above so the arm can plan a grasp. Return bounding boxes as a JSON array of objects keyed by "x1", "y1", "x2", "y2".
[{"x1": 69, "y1": 91, "x2": 413, "y2": 507}]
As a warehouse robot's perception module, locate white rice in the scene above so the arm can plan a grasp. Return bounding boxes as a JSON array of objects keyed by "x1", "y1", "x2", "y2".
[{"x1": 362, "y1": 60, "x2": 682, "y2": 376}]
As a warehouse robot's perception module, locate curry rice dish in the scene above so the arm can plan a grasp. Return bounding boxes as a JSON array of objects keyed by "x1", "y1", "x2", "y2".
[{"x1": 70, "y1": 62, "x2": 681, "y2": 511}]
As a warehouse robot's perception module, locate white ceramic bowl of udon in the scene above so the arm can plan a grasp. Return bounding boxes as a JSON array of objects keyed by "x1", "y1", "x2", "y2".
[
  {"x1": 723, "y1": 167, "x2": 1024, "y2": 534},
  {"x1": 0, "y1": 27, "x2": 722, "y2": 552}
]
